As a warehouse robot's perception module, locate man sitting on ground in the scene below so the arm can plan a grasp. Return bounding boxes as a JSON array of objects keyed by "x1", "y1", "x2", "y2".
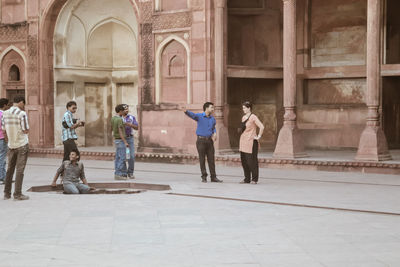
[{"x1": 51, "y1": 150, "x2": 92, "y2": 194}]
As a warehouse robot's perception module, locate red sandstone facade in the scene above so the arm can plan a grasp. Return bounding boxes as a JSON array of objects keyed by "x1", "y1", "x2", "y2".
[{"x1": 0, "y1": 0, "x2": 399, "y2": 161}]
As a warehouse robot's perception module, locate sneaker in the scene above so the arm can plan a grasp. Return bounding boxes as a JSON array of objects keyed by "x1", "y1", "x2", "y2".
[
  {"x1": 211, "y1": 178, "x2": 223, "y2": 183},
  {"x1": 4, "y1": 194, "x2": 11, "y2": 200},
  {"x1": 128, "y1": 174, "x2": 135, "y2": 179},
  {"x1": 14, "y1": 194, "x2": 29, "y2": 201},
  {"x1": 114, "y1": 175, "x2": 128, "y2": 180}
]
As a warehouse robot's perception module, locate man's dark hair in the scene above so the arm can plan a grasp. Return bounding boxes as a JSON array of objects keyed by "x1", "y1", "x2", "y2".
[
  {"x1": 66, "y1": 101, "x2": 77, "y2": 109},
  {"x1": 203, "y1": 102, "x2": 214, "y2": 111},
  {"x1": 14, "y1": 96, "x2": 25, "y2": 104},
  {"x1": 70, "y1": 149, "x2": 80, "y2": 160},
  {"x1": 242, "y1": 101, "x2": 253, "y2": 111},
  {"x1": 115, "y1": 104, "x2": 126, "y2": 113},
  {"x1": 0, "y1": 98, "x2": 9, "y2": 108}
]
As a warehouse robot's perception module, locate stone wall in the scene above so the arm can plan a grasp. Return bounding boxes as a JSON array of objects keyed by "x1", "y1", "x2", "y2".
[
  {"x1": 310, "y1": 0, "x2": 367, "y2": 67},
  {"x1": 228, "y1": 0, "x2": 282, "y2": 67}
]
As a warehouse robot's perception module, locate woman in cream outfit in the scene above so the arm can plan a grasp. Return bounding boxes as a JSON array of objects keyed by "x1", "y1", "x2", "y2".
[{"x1": 239, "y1": 101, "x2": 264, "y2": 184}]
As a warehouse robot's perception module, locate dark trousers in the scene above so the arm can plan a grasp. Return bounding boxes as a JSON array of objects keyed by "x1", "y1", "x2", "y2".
[
  {"x1": 196, "y1": 138, "x2": 216, "y2": 179},
  {"x1": 63, "y1": 139, "x2": 78, "y2": 162},
  {"x1": 4, "y1": 144, "x2": 29, "y2": 197},
  {"x1": 240, "y1": 140, "x2": 259, "y2": 182}
]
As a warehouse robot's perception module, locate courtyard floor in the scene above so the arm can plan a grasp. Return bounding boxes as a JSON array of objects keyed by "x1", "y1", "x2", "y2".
[{"x1": 0, "y1": 158, "x2": 400, "y2": 267}]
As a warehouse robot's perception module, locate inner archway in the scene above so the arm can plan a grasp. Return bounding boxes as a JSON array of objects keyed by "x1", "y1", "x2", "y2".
[{"x1": 53, "y1": 0, "x2": 139, "y2": 147}]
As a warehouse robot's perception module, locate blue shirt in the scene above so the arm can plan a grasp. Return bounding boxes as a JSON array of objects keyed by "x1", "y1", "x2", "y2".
[
  {"x1": 185, "y1": 110, "x2": 216, "y2": 137},
  {"x1": 62, "y1": 110, "x2": 78, "y2": 142}
]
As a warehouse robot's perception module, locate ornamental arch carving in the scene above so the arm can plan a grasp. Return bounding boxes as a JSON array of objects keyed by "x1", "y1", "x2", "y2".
[
  {"x1": 0, "y1": 46, "x2": 26, "y2": 99},
  {"x1": 155, "y1": 35, "x2": 191, "y2": 104}
]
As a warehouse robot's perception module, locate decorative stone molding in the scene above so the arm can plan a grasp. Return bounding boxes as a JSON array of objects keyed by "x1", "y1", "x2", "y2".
[
  {"x1": 156, "y1": 35, "x2": 163, "y2": 42},
  {"x1": 0, "y1": 22, "x2": 28, "y2": 42},
  {"x1": 153, "y1": 12, "x2": 192, "y2": 31}
]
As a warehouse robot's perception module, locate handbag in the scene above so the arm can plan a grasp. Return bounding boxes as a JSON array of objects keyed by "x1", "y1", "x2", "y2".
[{"x1": 237, "y1": 114, "x2": 252, "y2": 135}]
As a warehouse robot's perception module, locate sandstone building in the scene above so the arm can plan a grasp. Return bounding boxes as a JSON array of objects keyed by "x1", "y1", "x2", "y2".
[{"x1": 0, "y1": 0, "x2": 399, "y2": 161}]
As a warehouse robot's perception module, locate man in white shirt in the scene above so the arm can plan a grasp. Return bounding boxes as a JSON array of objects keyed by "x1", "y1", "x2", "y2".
[{"x1": 2, "y1": 96, "x2": 29, "y2": 201}]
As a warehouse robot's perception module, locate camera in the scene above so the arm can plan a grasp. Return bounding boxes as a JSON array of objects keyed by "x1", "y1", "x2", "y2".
[{"x1": 62, "y1": 119, "x2": 84, "y2": 129}]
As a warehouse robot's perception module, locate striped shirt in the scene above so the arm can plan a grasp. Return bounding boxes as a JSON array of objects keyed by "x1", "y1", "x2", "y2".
[
  {"x1": 1, "y1": 106, "x2": 29, "y2": 149},
  {"x1": 62, "y1": 110, "x2": 78, "y2": 142}
]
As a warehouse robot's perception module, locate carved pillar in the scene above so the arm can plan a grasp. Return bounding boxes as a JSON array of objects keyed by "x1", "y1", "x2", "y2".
[
  {"x1": 356, "y1": 0, "x2": 391, "y2": 161},
  {"x1": 273, "y1": 0, "x2": 307, "y2": 158},
  {"x1": 214, "y1": 0, "x2": 229, "y2": 152}
]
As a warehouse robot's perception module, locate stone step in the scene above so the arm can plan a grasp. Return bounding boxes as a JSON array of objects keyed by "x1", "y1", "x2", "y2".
[{"x1": 29, "y1": 148, "x2": 400, "y2": 175}]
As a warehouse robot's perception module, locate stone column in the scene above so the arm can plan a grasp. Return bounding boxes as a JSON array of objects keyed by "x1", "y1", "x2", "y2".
[
  {"x1": 273, "y1": 0, "x2": 306, "y2": 158},
  {"x1": 356, "y1": 0, "x2": 391, "y2": 161},
  {"x1": 214, "y1": 0, "x2": 229, "y2": 152}
]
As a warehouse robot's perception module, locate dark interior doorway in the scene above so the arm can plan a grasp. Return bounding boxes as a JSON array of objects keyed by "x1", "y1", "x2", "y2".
[
  {"x1": 383, "y1": 77, "x2": 400, "y2": 149},
  {"x1": 227, "y1": 78, "x2": 283, "y2": 151},
  {"x1": 386, "y1": 0, "x2": 400, "y2": 64}
]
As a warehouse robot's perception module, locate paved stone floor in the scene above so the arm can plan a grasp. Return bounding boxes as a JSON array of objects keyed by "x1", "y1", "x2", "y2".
[{"x1": 1, "y1": 157, "x2": 400, "y2": 267}]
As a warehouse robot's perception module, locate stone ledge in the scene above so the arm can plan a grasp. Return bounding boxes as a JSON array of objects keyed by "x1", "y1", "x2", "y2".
[{"x1": 29, "y1": 148, "x2": 400, "y2": 175}]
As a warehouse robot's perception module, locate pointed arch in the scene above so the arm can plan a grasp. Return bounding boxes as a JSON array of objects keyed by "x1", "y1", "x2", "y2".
[
  {"x1": 88, "y1": 17, "x2": 137, "y2": 40},
  {"x1": 0, "y1": 46, "x2": 27, "y2": 98},
  {"x1": 155, "y1": 35, "x2": 191, "y2": 104},
  {"x1": 0, "y1": 45, "x2": 27, "y2": 66}
]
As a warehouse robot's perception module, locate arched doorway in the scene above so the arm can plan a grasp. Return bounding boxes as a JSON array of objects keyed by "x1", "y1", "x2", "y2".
[
  {"x1": 0, "y1": 49, "x2": 26, "y2": 103},
  {"x1": 50, "y1": 0, "x2": 139, "y2": 147}
]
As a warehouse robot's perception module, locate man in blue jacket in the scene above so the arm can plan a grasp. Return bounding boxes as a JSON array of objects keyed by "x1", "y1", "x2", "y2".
[{"x1": 183, "y1": 102, "x2": 222, "y2": 183}]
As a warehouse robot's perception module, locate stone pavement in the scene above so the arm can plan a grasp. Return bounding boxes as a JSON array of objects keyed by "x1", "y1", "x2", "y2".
[{"x1": 0, "y1": 158, "x2": 400, "y2": 267}]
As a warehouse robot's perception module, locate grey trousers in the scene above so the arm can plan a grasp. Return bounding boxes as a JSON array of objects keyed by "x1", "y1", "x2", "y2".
[{"x1": 4, "y1": 144, "x2": 29, "y2": 197}]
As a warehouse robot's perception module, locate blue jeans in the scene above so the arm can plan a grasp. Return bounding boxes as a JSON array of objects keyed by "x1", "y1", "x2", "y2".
[
  {"x1": 63, "y1": 182, "x2": 90, "y2": 194},
  {"x1": 126, "y1": 136, "x2": 135, "y2": 175},
  {"x1": 114, "y1": 139, "x2": 127, "y2": 176},
  {"x1": 0, "y1": 139, "x2": 8, "y2": 181}
]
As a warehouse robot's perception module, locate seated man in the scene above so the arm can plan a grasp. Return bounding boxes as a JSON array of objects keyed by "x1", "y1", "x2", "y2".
[{"x1": 51, "y1": 150, "x2": 91, "y2": 194}]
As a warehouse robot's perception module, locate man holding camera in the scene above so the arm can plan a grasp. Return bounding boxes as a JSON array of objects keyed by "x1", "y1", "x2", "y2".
[{"x1": 62, "y1": 101, "x2": 84, "y2": 162}]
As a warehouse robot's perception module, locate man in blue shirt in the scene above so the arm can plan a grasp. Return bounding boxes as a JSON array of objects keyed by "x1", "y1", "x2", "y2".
[{"x1": 183, "y1": 102, "x2": 222, "y2": 183}]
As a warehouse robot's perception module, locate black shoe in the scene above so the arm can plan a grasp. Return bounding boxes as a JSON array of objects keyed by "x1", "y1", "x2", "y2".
[
  {"x1": 4, "y1": 194, "x2": 11, "y2": 200},
  {"x1": 240, "y1": 180, "x2": 250, "y2": 184},
  {"x1": 211, "y1": 178, "x2": 223, "y2": 183},
  {"x1": 201, "y1": 178, "x2": 207, "y2": 183}
]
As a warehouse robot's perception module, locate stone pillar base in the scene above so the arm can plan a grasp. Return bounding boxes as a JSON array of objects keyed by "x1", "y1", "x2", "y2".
[
  {"x1": 356, "y1": 126, "x2": 392, "y2": 161},
  {"x1": 215, "y1": 122, "x2": 230, "y2": 153},
  {"x1": 273, "y1": 124, "x2": 307, "y2": 159}
]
